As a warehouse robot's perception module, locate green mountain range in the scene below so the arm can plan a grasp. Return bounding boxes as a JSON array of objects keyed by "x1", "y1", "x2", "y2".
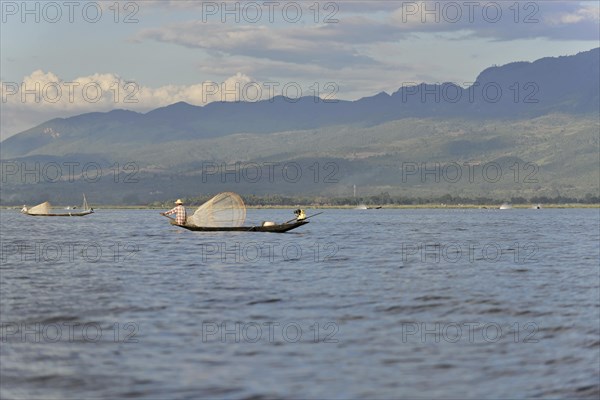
[{"x1": 1, "y1": 49, "x2": 598, "y2": 205}]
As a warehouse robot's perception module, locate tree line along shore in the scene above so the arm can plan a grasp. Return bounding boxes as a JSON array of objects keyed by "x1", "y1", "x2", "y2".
[{"x1": 2, "y1": 192, "x2": 598, "y2": 209}]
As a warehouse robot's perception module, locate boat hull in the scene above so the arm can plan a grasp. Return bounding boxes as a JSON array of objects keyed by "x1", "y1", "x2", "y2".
[
  {"x1": 25, "y1": 211, "x2": 94, "y2": 217},
  {"x1": 170, "y1": 220, "x2": 309, "y2": 232}
]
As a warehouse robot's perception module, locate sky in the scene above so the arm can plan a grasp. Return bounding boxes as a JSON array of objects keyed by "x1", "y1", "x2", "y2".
[{"x1": 1, "y1": 0, "x2": 599, "y2": 140}]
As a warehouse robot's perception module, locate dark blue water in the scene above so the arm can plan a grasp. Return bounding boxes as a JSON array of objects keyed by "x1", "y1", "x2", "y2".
[{"x1": 1, "y1": 208, "x2": 599, "y2": 399}]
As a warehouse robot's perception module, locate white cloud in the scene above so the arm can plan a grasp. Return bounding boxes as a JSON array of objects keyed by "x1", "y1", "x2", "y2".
[
  {"x1": 0, "y1": 70, "x2": 258, "y2": 139},
  {"x1": 131, "y1": 1, "x2": 598, "y2": 79},
  {"x1": 1, "y1": 70, "x2": 257, "y2": 109},
  {"x1": 387, "y1": 1, "x2": 599, "y2": 40},
  {"x1": 134, "y1": 20, "x2": 385, "y2": 68},
  {"x1": 553, "y1": 5, "x2": 600, "y2": 24}
]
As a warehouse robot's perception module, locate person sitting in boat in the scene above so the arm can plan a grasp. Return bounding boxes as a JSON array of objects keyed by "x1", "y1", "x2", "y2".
[
  {"x1": 294, "y1": 209, "x2": 306, "y2": 221},
  {"x1": 162, "y1": 199, "x2": 187, "y2": 225}
]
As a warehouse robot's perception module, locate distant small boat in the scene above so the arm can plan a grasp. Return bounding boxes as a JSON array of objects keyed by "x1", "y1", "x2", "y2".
[
  {"x1": 354, "y1": 204, "x2": 381, "y2": 210},
  {"x1": 499, "y1": 203, "x2": 512, "y2": 210},
  {"x1": 532, "y1": 204, "x2": 542, "y2": 209},
  {"x1": 22, "y1": 194, "x2": 94, "y2": 217}
]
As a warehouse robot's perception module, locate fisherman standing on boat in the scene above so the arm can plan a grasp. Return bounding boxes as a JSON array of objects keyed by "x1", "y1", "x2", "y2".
[
  {"x1": 162, "y1": 199, "x2": 187, "y2": 225},
  {"x1": 294, "y1": 209, "x2": 306, "y2": 221}
]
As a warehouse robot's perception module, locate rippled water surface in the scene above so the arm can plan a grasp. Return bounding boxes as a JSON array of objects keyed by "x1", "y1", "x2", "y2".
[{"x1": 1, "y1": 208, "x2": 599, "y2": 399}]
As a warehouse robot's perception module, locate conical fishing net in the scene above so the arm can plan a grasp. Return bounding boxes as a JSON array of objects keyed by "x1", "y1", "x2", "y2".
[
  {"x1": 27, "y1": 201, "x2": 51, "y2": 215},
  {"x1": 187, "y1": 192, "x2": 246, "y2": 227}
]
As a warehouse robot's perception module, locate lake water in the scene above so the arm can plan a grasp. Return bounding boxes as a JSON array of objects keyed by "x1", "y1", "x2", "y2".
[{"x1": 1, "y1": 208, "x2": 599, "y2": 399}]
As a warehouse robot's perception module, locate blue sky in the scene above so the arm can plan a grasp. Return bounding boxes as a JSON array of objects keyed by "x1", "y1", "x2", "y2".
[{"x1": 1, "y1": 0, "x2": 598, "y2": 139}]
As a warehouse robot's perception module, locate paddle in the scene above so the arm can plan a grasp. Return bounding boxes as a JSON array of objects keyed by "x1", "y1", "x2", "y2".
[{"x1": 160, "y1": 213, "x2": 175, "y2": 222}]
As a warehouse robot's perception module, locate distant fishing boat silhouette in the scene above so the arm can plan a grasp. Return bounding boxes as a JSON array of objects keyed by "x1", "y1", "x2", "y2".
[{"x1": 21, "y1": 194, "x2": 94, "y2": 217}]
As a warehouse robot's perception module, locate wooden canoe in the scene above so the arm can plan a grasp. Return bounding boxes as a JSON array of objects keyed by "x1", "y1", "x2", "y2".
[
  {"x1": 170, "y1": 219, "x2": 309, "y2": 233},
  {"x1": 24, "y1": 210, "x2": 94, "y2": 217},
  {"x1": 23, "y1": 194, "x2": 93, "y2": 217}
]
